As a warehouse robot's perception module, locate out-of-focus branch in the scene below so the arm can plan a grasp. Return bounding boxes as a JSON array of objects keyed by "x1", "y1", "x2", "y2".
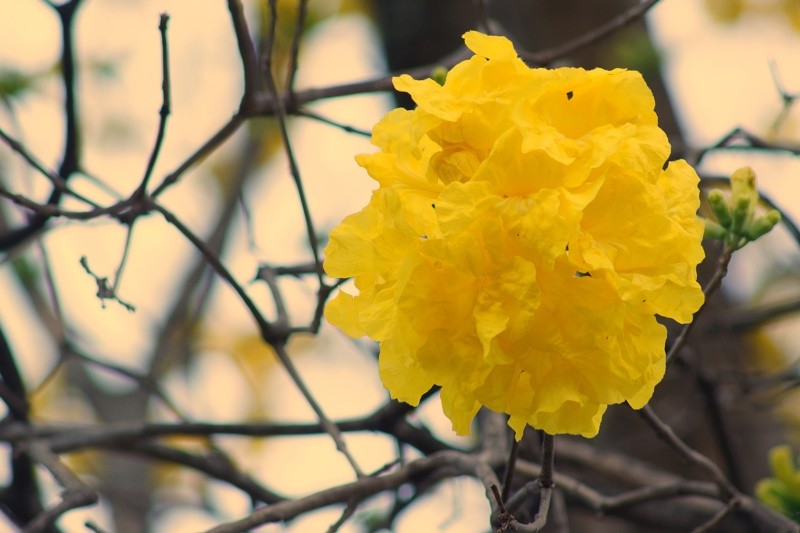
[
  {"x1": 204, "y1": 450, "x2": 502, "y2": 533},
  {"x1": 22, "y1": 442, "x2": 97, "y2": 533},
  {"x1": 638, "y1": 405, "x2": 737, "y2": 498},
  {"x1": 520, "y1": 0, "x2": 663, "y2": 66},
  {"x1": 0, "y1": 0, "x2": 84, "y2": 251},
  {"x1": 227, "y1": 0, "x2": 260, "y2": 108},
  {"x1": 0, "y1": 128, "x2": 96, "y2": 208},
  {"x1": 0, "y1": 325, "x2": 47, "y2": 528},
  {"x1": 112, "y1": 440, "x2": 284, "y2": 504},
  {"x1": 285, "y1": 0, "x2": 309, "y2": 92}
]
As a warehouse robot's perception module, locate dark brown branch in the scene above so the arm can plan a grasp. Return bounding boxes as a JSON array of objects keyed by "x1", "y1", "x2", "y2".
[
  {"x1": 0, "y1": 325, "x2": 47, "y2": 528},
  {"x1": 521, "y1": 0, "x2": 663, "y2": 66},
  {"x1": 112, "y1": 441, "x2": 283, "y2": 504},
  {"x1": 0, "y1": 398, "x2": 448, "y2": 456},
  {"x1": 227, "y1": 0, "x2": 260, "y2": 109},
  {"x1": 666, "y1": 243, "x2": 734, "y2": 365},
  {"x1": 263, "y1": 0, "x2": 324, "y2": 286},
  {"x1": 501, "y1": 437, "x2": 520, "y2": 503},
  {"x1": 150, "y1": 114, "x2": 245, "y2": 198},
  {"x1": 134, "y1": 13, "x2": 172, "y2": 197},
  {"x1": 22, "y1": 442, "x2": 97, "y2": 533},
  {"x1": 637, "y1": 405, "x2": 737, "y2": 498},
  {"x1": 148, "y1": 197, "x2": 281, "y2": 341},
  {"x1": 508, "y1": 433, "x2": 555, "y2": 532},
  {"x1": 0, "y1": 0, "x2": 84, "y2": 251},
  {"x1": 0, "y1": 129, "x2": 95, "y2": 208},
  {"x1": 204, "y1": 450, "x2": 501, "y2": 533},
  {"x1": 285, "y1": 0, "x2": 309, "y2": 93}
]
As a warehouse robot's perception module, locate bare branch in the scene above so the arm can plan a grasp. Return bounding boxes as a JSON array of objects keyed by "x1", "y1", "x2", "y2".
[
  {"x1": 263, "y1": 0, "x2": 324, "y2": 286},
  {"x1": 637, "y1": 405, "x2": 737, "y2": 498},
  {"x1": 22, "y1": 442, "x2": 98, "y2": 533},
  {"x1": 134, "y1": 13, "x2": 172, "y2": 197},
  {"x1": 285, "y1": 0, "x2": 309, "y2": 93}
]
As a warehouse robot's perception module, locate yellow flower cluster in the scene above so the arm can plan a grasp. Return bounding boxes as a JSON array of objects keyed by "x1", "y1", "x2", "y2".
[{"x1": 324, "y1": 32, "x2": 705, "y2": 438}]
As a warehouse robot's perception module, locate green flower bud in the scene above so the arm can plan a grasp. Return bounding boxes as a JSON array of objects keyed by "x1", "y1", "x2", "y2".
[
  {"x1": 730, "y1": 166, "x2": 757, "y2": 224},
  {"x1": 703, "y1": 218, "x2": 728, "y2": 240},
  {"x1": 707, "y1": 189, "x2": 732, "y2": 228},
  {"x1": 744, "y1": 209, "x2": 781, "y2": 241},
  {"x1": 730, "y1": 195, "x2": 752, "y2": 235},
  {"x1": 431, "y1": 66, "x2": 448, "y2": 86}
]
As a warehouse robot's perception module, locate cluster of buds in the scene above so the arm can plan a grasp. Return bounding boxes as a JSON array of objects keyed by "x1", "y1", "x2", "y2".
[
  {"x1": 703, "y1": 166, "x2": 782, "y2": 248},
  {"x1": 757, "y1": 445, "x2": 800, "y2": 521}
]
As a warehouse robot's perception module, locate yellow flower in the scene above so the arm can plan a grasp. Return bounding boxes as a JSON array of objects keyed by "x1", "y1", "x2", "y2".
[{"x1": 324, "y1": 31, "x2": 705, "y2": 439}]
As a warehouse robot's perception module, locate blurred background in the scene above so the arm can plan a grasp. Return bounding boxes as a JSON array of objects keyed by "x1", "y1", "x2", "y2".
[{"x1": 1, "y1": 0, "x2": 800, "y2": 531}]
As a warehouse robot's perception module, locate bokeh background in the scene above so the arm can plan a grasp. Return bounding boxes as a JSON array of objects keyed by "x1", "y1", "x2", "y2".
[{"x1": 1, "y1": 0, "x2": 800, "y2": 531}]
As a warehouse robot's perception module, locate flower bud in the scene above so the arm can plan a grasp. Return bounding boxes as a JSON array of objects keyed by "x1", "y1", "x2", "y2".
[
  {"x1": 431, "y1": 66, "x2": 448, "y2": 86},
  {"x1": 703, "y1": 218, "x2": 728, "y2": 240},
  {"x1": 707, "y1": 189, "x2": 732, "y2": 228},
  {"x1": 730, "y1": 166, "x2": 757, "y2": 217},
  {"x1": 744, "y1": 209, "x2": 782, "y2": 241},
  {"x1": 728, "y1": 166, "x2": 759, "y2": 235},
  {"x1": 730, "y1": 195, "x2": 752, "y2": 235}
]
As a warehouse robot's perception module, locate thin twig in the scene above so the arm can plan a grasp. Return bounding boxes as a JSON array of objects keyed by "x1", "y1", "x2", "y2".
[
  {"x1": 666, "y1": 244, "x2": 734, "y2": 365},
  {"x1": 150, "y1": 115, "x2": 245, "y2": 198},
  {"x1": 294, "y1": 108, "x2": 371, "y2": 137},
  {"x1": 501, "y1": 437, "x2": 520, "y2": 502},
  {"x1": 203, "y1": 450, "x2": 500, "y2": 533},
  {"x1": 150, "y1": 197, "x2": 363, "y2": 476},
  {"x1": 254, "y1": 265, "x2": 289, "y2": 332},
  {"x1": 113, "y1": 440, "x2": 283, "y2": 504},
  {"x1": 272, "y1": 342, "x2": 364, "y2": 477},
  {"x1": 66, "y1": 343, "x2": 186, "y2": 419},
  {"x1": 505, "y1": 434, "x2": 555, "y2": 532},
  {"x1": 692, "y1": 496, "x2": 740, "y2": 533},
  {"x1": 1, "y1": 399, "x2": 443, "y2": 454},
  {"x1": 325, "y1": 498, "x2": 359, "y2": 533},
  {"x1": 263, "y1": 0, "x2": 324, "y2": 285},
  {"x1": 134, "y1": 13, "x2": 172, "y2": 197},
  {"x1": 148, "y1": 198, "x2": 279, "y2": 339},
  {"x1": 79, "y1": 256, "x2": 135, "y2": 311},
  {"x1": 252, "y1": 46, "x2": 472, "y2": 115},
  {"x1": 522, "y1": 0, "x2": 663, "y2": 66},
  {"x1": 768, "y1": 61, "x2": 798, "y2": 135},
  {"x1": 637, "y1": 405, "x2": 737, "y2": 499},
  {"x1": 285, "y1": 0, "x2": 309, "y2": 93},
  {"x1": 111, "y1": 225, "x2": 134, "y2": 293},
  {"x1": 0, "y1": 128, "x2": 97, "y2": 208}
]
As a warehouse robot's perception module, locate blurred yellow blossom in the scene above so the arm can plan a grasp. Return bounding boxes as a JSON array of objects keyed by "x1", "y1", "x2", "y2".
[
  {"x1": 703, "y1": 0, "x2": 800, "y2": 31},
  {"x1": 324, "y1": 31, "x2": 705, "y2": 438}
]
